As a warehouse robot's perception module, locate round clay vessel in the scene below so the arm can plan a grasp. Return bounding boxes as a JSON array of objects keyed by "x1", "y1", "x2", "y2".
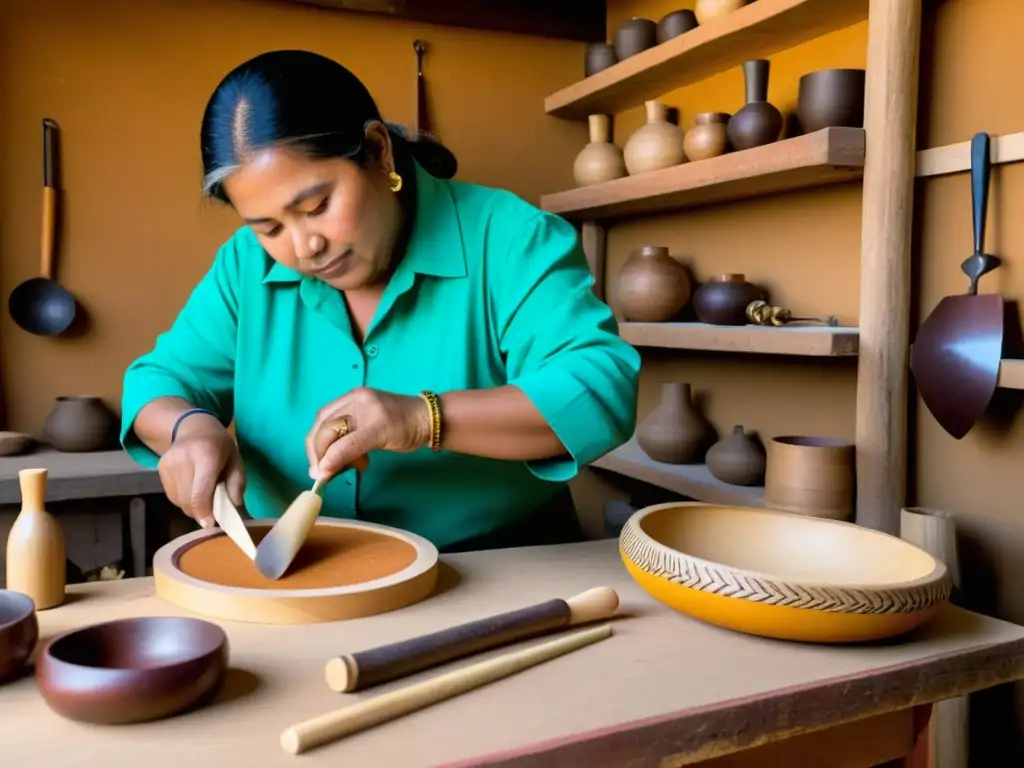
[
  {"x1": 706, "y1": 425, "x2": 766, "y2": 486},
  {"x1": 656, "y1": 9, "x2": 699, "y2": 43},
  {"x1": 623, "y1": 100, "x2": 686, "y2": 175},
  {"x1": 727, "y1": 60, "x2": 783, "y2": 151},
  {"x1": 613, "y1": 17, "x2": 657, "y2": 60},
  {"x1": 692, "y1": 274, "x2": 766, "y2": 325},
  {"x1": 0, "y1": 590, "x2": 38, "y2": 684},
  {"x1": 619, "y1": 502, "x2": 952, "y2": 643},
  {"x1": 585, "y1": 42, "x2": 618, "y2": 77},
  {"x1": 636, "y1": 382, "x2": 715, "y2": 464},
  {"x1": 797, "y1": 68, "x2": 866, "y2": 134},
  {"x1": 35, "y1": 616, "x2": 228, "y2": 724},
  {"x1": 695, "y1": 0, "x2": 747, "y2": 25},
  {"x1": 614, "y1": 245, "x2": 691, "y2": 322},
  {"x1": 0, "y1": 431, "x2": 36, "y2": 457},
  {"x1": 764, "y1": 436, "x2": 855, "y2": 520},
  {"x1": 573, "y1": 115, "x2": 627, "y2": 187},
  {"x1": 684, "y1": 112, "x2": 730, "y2": 161},
  {"x1": 43, "y1": 396, "x2": 118, "y2": 452}
]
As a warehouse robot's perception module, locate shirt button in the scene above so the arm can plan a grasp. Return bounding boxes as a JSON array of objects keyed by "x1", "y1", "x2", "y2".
[{"x1": 366, "y1": 344, "x2": 379, "y2": 357}]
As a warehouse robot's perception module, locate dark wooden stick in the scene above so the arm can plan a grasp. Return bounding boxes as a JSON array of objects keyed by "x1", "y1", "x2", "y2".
[
  {"x1": 413, "y1": 39, "x2": 430, "y2": 135},
  {"x1": 324, "y1": 586, "x2": 618, "y2": 692}
]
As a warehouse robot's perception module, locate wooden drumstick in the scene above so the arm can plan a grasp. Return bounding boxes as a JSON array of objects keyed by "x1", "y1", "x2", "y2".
[
  {"x1": 324, "y1": 586, "x2": 619, "y2": 692},
  {"x1": 282, "y1": 623, "x2": 611, "y2": 755}
]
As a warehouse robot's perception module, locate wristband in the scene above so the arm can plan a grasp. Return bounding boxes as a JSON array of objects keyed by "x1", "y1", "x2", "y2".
[{"x1": 171, "y1": 408, "x2": 219, "y2": 443}]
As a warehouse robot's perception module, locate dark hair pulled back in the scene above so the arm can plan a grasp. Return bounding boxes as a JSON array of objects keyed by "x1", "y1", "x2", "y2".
[{"x1": 200, "y1": 50, "x2": 457, "y2": 203}]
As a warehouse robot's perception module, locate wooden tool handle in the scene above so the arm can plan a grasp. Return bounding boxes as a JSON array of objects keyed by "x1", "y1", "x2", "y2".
[
  {"x1": 18, "y1": 468, "x2": 48, "y2": 511},
  {"x1": 284, "y1": 623, "x2": 612, "y2": 755},
  {"x1": 41, "y1": 119, "x2": 58, "y2": 279},
  {"x1": 324, "y1": 586, "x2": 618, "y2": 692},
  {"x1": 413, "y1": 39, "x2": 429, "y2": 135}
]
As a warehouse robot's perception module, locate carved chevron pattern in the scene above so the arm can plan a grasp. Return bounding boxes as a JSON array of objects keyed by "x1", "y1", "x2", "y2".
[{"x1": 620, "y1": 521, "x2": 951, "y2": 615}]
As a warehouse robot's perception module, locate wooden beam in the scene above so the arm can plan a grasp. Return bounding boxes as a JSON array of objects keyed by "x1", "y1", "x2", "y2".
[
  {"x1": 581, "y1": 221, "x2": 607, "y2": 302},
  {"x1": 916, "y1": 131, "x2": 1024, "y2": 178},
  {"x1": 854, "y1": 0, "x2": 922, "y2": 536}
]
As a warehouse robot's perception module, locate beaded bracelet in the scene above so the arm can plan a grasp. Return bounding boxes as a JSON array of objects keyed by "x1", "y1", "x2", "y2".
[
  {"x1": 419, "y1": 391, "x2": 442, "y2": 453},
  {"x1": 171, "y1": 408, "x2": 219, "y2": 443}
]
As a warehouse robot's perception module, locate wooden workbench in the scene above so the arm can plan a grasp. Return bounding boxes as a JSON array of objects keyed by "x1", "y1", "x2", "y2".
[{"x1": 5, "y1": 539, "x2": 1024, "y2": 767}]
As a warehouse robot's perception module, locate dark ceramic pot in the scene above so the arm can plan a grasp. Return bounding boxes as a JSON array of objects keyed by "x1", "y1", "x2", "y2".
[
  {"x1": 613, "y1": 17, "x2": 657, "y2": 60},
  {"x1": 585, "y1": 42, "x2": 618, "y2": 77},
  {"x1": 0, "y1": 590, "x2": 38, "y2": 683},
  {"x1": 692, "y1": 273, "x2": 766, "y2": 325},
  {"x1": 43, "y1": 396, "x2": 118, "y2": 453},
  {"x1": 706, "y1": 425, "x2": 766, "y2": 486},
  {"x1": 656, "y1": 9, "x2": 699, "y2": 43},
  {"x1": 727, "y1": 60, "x2": 783, "y2": 151},
  {"x1": 797, "y1": 68, "x2": 866, "y2": 134}
]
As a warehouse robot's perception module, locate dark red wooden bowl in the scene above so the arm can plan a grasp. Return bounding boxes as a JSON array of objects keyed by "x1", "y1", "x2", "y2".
[
  {"x1": 35, "y1": 616, "x2": 228, "y2": 724},
  {"x1": 0, "y1": 590, "x2": 38, "y2": 683}
]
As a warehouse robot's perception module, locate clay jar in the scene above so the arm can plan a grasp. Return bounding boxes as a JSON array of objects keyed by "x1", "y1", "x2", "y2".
[
  {"x1": 727, "y1": 60, "x2": 783, "y2": 151},
  {"x1": 614, "y1": 246, "x2": 691, "y2": 322},
  {"x1": 706, "y1": 426, "x2": 766, "y2": 486},
  {"x1": 636, "y1": 382, "x2": 715, "y2": 464},
  {"x1": 797, "y1": 68, "x2": 866, "y2": 134},
  {"x1": 43, "y1": 396, "x2": 118, "y2": 453},
  {"x1": 764, "y1": 436, "x2": 855, "y2": 521},
  {"x1": 613, "y1": 17, "x2": 657, "y2": 60},
  {"x1": 692, "y1": 274, "x2": 766, "y2": 325},
  {"x1": 695, "y1": 0, "x2": 747, "y2": 25},
  {"x1": 656, "y1": 9, "x2": 699, "y2": 43},
  {"x1": 585, "y1": 43, "x2": 618, "y2": 77},
  {"x1": 684, "y1": 112, "x2": 730, "y2": 161},
  {"x1": 573, "y1": 115, "x2": 627, "y2": 187},
  {"x1": 624, "y1": 101, "x2": 686, "y2": 175}
]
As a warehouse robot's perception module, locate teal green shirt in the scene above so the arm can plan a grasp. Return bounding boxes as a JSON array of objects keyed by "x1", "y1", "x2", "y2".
[{"x1": 121, "y1": 163, "x2": 641, "y2": 550}]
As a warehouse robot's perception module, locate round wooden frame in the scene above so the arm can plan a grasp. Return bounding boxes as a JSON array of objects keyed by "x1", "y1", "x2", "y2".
[{"x1": 154, "y1": 519, "x2": 439, "y2": 625}]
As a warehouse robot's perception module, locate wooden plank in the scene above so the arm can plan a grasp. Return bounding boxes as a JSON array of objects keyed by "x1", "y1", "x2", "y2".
[
  {"x1": 997, "y1": 359, "x2": 1024, "y2": 390},
  {"x1": 581, "y1": 221, "x2": 607, "y2": 301},
  {"x1": 619, "y1": 322, "x2": 860, "y2": 357},
  {"x1": 0, "y1": 448, "x2": 161, "y2": 505},
  {"x1": 591, "y1": 438, "x2": 765, "y2": 507},
  {"x1": 540, "y1": 128, "x2": 865, "y2": 221},
  {"x1": 545, "y1": 0, "x2": 869, "y2": 119},
  {"x1": 916, "y1": 131, "x2": 1024, "y2": 178}
]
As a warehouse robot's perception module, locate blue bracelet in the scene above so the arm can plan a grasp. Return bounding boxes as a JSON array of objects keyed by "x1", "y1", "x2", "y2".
[{"x1": 171, "y1": 408, "x2": 219, "y2": 443}]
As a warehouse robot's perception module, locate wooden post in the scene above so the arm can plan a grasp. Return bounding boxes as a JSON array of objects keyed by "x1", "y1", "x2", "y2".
[
  {"x1": 581, "y1": 221, "x2": 607, "y2": 302},
  {"x1": 855, "y1": 0, "x2": 922, "y2": 535}
]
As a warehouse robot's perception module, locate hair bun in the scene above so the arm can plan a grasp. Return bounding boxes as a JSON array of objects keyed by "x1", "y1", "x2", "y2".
[{"x1": 386, "y1": 124, "x2": 457, "y2": 180}]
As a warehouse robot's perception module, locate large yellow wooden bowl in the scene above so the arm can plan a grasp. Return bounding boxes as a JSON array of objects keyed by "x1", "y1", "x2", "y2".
[{"x1": 619, "y1": 502, "x2": 952, "y2": 643}]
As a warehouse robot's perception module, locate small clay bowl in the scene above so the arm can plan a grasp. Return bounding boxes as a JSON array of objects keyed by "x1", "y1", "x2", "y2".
[
  {"x1": 0, "y1": 590, "x2": 38, "y2": 683},
  {"x1": 36, "y1": 616, "x2": 228, "y2": 724},
  {"x1": 0, "y1": 431, "x2": 36, "y2": 457}
]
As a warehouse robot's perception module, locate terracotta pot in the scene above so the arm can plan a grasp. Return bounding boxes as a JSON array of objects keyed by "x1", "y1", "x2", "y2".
[
  {"x1": 614, "y1": 246, "x2": 691, "y2": 322},
  {"x1": 573, "y1": 115, "x2": 627, "y2": 187},
  {"x1": 727, "y1": 60, "x2": 783, "y2": 151},
  {"x1": 656, "y1": 9, "x2": 699, "y2": 43},
  {"x1": 764, "y1": 436, "x2": 855, "y2": 520},
  {"x1": 695, "y1": 0, "x2": 747, "y2": 25},
  {"x1": 584, "y1": 43, "x2": 618, "y2": 77},
  {"x1": 43, "y1": 396, "x2": 118, "y2": 453},
  {"x1": 636, "y1": 382, "x2": 715, "y2": 465},
  {"x1": 623, "y1": 100, "x2": 686, "y2": 175},
  {"x1": 797, "y1": 68, "x2": 866, "y2": 134},
  {"x1": 613, "y1": 17, "x2": 657, "y2": 60},
  {"x1": 706, "y1": 425, "x2": 766, "y2": 486},
  {"x1": 692, "y1": 273, "x2": 766, "y2": 325},
  {"x1": 684, "y1": 112, "x2": 730, "y2": 161}
]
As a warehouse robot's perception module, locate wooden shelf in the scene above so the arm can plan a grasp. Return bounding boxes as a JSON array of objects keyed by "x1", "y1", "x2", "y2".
[
  {"x1": 998, "y1": 359, "x2": 1024, "y2": 390},
  {"x1": 544, "y1": 0, "x2": 869, "y2": 119},
  {"x1": 619, "y1": 322, "x2": 859, "y2": 357},
  {"x1": 591, "y1": 439, "x2": 765, "y2": 507},
  {"x1": 540, "y1": 128, "x2": 865, "y2": 221}
]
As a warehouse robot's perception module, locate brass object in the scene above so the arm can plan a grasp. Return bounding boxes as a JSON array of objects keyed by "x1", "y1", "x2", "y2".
[{"x1": 746, "y1": 299, "x2": 838, "y2": 327}]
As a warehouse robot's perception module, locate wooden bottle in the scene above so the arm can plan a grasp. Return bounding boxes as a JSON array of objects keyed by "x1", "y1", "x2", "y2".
[{"x1": 6, "y1": 468, "x2": 66, "y2": 609}]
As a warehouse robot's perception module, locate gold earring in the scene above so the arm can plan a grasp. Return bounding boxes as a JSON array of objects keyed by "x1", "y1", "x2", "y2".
[{"x1": 388, "y1": 171, "x2": 403, "y2": 193}]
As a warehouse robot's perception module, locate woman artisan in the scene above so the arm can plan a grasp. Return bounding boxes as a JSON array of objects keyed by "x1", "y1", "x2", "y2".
[{"x1": 121, "y1": 50, "x2": 640, "y2": 552}]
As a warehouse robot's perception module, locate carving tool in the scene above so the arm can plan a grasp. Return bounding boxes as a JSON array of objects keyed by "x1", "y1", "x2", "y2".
[
  {"x1": 211, "y1": 483, "x2": 256, "y2": 560},
  {"x1": 281, "y1": 623, "x2": 612, "y2": 755},
  {"x1": 324, "y1": 586, "x2": 619, "y2": 692}
]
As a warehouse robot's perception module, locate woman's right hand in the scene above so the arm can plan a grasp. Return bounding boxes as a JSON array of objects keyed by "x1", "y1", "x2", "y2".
[{"x1": 156, "y1": 415, "x2": 246, "y2": 529}]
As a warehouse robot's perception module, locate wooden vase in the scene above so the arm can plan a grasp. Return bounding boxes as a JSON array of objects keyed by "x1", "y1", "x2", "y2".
[
  {"x1": 636, "y1": 382, "x2": 715, "y2": 464},
  {"x1": 683, "y1": 112, "x2": 730, "y2": 161},
  {"x1": 614, "y1": 245, "x2": 691, "y2": 322},
  {"x1": 5, "y1": 468, "x2": 66, "y2": 610},
  {"x1": 573, "y1": 115, "x2": 627, "y2": 187},
  {"x1": 623, "y1": 101, "x2": 686, "y2": 175},
  {"x1": 695, "y1": 0, "x2": 748, "y2": 25},
  {"x1": 726, "y1": 60, "x2": 783, "y2": 151},
  {"x1": 764, "y1": 436, "x2": 855, "y2": 520},
  {"x1": 706, "y1": 425, "x2": 766, "y2": 486}
]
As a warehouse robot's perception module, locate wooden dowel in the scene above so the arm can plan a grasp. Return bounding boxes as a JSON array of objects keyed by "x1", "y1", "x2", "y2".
[
  {"x1": 282, "y1": 623, "x2": 613, "y2": 756},
  {"x1": 324, "y1": 586, "x2": 618, "y2": 692}
]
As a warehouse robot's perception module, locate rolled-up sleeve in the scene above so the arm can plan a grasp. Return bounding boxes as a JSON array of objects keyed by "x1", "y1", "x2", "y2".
[
  {"x1": 496, "y1": 212, "x2": 641, "y2": 482},
  {"x1": 120, "y1": 238, "x2": 241, "y2": 467}
]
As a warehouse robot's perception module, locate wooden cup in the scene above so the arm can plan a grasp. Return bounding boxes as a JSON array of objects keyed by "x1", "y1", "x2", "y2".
[{"x1": 764, "y1": 436, "x2": 855, "y2": 520}]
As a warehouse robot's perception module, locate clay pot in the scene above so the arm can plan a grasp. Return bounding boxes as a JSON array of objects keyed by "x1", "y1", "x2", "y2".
[
  {"x1": 765, "y1": 436, "x2": 855, "y2": 520},
  {"x1": 43, "y1": 396, "x2": 118, "y2": 453},
  {"x1": 573, "y1": 115, "x2": 627, "y2": 187},
  {"x1": 692, "y1": 274, "x2": 766, "y2": 325},
  {"x1": 623, "y1": 101, "x2": 686, "y2": 175},
  {"x1": 797, "y1": 68, "x2": 866, "y2": 134},
  {"x1": 636, "y1": 382, "x2": 715, "y2": 464},
  {"x1": 614, "y1": 246, "x2": 692, "y2": 322},
  {"x1": 695, "y1": 0, "x2": 747, "y2": 25},
  {"x1": 656, "y1": 9, "x2": 699, "y2": 43},
  {"x1": 0, "y1": 590, "x2": 38, "y2": 683},
  {"x1": 613, "y1": 17, "x2": 657, "y2": 60},
  {"x1": 684, "y1": 112, "x2": 730, "y2": 161},
  {"x1": 727, "y1": 60, "x2": 783, "y2": 151},
  {"x1": 706, "y1": 425, "x2": 766, "y2": 486},
  {"x1": 585, "y1": 43, "x2": 618, "y2": 77}
]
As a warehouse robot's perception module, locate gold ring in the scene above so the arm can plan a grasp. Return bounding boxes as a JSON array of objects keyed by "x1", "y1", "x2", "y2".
[{"x1": 326, "y1": 416, "x2": 351, "y2": 438}]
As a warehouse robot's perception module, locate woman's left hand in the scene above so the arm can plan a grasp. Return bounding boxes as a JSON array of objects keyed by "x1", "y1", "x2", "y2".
[{"x1": 306, "y1": 387, "x2": 432, "y2": 482}]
